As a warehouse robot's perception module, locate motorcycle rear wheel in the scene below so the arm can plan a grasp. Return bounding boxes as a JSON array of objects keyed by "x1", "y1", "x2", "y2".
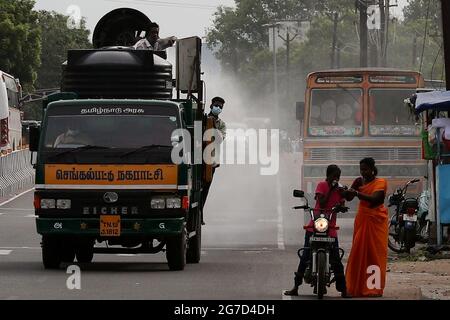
[{"x1": 388, "y1": 218, "x2": 404, "y2": 253}]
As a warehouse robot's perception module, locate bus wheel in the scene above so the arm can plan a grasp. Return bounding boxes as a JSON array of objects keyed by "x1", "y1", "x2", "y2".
[
  {"x1": 187, "y1": 221, "x2": 201, "y2": 264},
  {"x1": 42, "y1": 236, "x2": 62, "y2": 269},
  {"x1": 166, "y1": 228, "x2": 187, "y2": 271}
]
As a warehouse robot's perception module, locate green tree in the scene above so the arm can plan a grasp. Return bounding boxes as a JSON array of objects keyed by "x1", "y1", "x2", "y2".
[
  {"x1": 35, "y1": 10, "x2": 91, "y2": 89},
  {"x1": 207, "y1": 0, "x2": 314, "y2": 73},
  {"x1": 0, "y1": 0, "x2": 41, "y2": 88}
]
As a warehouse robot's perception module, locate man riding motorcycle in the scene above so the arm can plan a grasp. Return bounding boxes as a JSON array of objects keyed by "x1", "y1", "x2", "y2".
[{"x1": 284, "y1": 165, "x2": 351, "y2": 298}]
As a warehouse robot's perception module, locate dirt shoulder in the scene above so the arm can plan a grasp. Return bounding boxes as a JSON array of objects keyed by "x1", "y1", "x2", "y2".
[{"x1": 385, "y1": 249, "x2": 450, "y2": 300}]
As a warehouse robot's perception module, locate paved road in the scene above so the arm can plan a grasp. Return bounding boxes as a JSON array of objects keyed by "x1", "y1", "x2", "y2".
[{"x1": 0, "y1": 153, "x2": 355, "y2": 300}]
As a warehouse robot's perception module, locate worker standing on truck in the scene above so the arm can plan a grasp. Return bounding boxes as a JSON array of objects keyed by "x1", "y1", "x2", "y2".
[
  {"x1": 133, "y1": 22, "x2": 177, "y2": 50},
  {"x1": 201, "y1": 97, "x2": 227, "y2": 224}
]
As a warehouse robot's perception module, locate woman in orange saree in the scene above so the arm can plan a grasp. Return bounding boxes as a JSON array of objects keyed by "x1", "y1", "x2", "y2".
[{"x1": 346, "y1": 157, "x2": 389, "y2": 297}]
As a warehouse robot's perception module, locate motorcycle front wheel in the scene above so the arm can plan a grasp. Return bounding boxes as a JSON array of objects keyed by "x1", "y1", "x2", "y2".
[
  {"x1": 316, "y1": 251, "x2": 327, "y2": 300},
  {"x1": 388, "y1": 217, "x2": 404, "y2": 253}
]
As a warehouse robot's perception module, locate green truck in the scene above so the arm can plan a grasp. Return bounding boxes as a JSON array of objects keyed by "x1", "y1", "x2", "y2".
[{"x1": 29, "y1": 8, "x2": 212, "y2": 270}]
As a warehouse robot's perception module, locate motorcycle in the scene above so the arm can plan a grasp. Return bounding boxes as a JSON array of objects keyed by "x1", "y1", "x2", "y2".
[
  {"x1": 293, "y1": 189, "x2": 348, "y2": 299},
  {"x1": 417, "y1": 187, "x2": 431, "y2": 244},
  {"x1": 387, "y1": 179, "x2": 420, "y2": 253}
]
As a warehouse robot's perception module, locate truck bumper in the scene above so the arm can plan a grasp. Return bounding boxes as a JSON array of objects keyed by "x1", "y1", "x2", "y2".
[{"x1": 36, "y1": 217, "x2": 185, "y2": 236}]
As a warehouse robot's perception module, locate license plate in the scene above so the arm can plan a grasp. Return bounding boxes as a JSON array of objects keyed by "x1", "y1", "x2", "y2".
[
  {"x1": 310, "y1": 237, "x2": 335, "y2": 243},
  {"x1": 403, "y1": 214, "x2": 418, "y2": 222},
  {"x1": 100, "y1": 215, "x2": 121, "y2": 237}
]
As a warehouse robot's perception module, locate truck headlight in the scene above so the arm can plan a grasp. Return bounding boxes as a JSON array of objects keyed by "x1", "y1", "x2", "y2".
[
  {"x1": 151, "y1": 198, "x2": 165, "y2": 209},
  {"x1": 40, "y1": 199, "x2": 56, "y2": 209},
  {"x1": 314, "y1": 218, "x2": 329, "y2": 233},
  {"x1": 166, "y1": 197, "x2": 181, "y2": 209},
  {"x1": 56, "y1": 199, "x2": 71, "y2": 209}
]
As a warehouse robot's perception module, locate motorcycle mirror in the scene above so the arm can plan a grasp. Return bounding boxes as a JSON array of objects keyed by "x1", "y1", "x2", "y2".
[{"x1": 293, "y1": 190, "x2": 304, "y2": 198}]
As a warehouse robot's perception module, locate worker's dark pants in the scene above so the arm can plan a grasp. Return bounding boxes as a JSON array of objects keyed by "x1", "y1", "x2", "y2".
[
  {"x1": 296, "y1": 231, "x2": 346, "y2": 293},
  {"x1": 201, "y1": 167, "x2": 216, "y2": 211}
]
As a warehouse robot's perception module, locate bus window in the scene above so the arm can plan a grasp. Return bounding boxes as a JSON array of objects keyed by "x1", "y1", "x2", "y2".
[
  {"x1": 369, "y1": 88, "x2": 419, "y2": 136},
  {"x1": 308, "y1": 88, "x2": 363, "y2": 137}
]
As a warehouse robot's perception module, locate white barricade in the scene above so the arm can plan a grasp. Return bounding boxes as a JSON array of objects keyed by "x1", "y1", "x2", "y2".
[{"x1": 0, "y1": 150, "x2": 35, "y2": 199}]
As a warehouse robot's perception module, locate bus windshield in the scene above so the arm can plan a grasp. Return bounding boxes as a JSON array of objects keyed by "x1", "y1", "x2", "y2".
[
  {"x1": 308, "y1": 88, "x2": 363, "y2": 137},
  {"x1": 369, "y1": 88, "x2": 419, "y2": 136}
]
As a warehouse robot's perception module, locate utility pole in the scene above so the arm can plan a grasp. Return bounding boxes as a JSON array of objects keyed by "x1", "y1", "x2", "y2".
[
  {"x1": 359, "y1": 0, "x2": 368, "y2": 67},
  {"x1": 331, "y1": 12, "x2": 339, "y2": 68},
  {"x1": 278, "y1": 23, "x2": 298, "y2": 99},
  {"x1": 379, "y1": 0, "x2": 386, "y2": 66},
  {"x1": 442, "y1": 0, "x2": 450, "y2": 89},
  {"x1": 263, "y1": 23, "x2": 281, "y2": 117}
]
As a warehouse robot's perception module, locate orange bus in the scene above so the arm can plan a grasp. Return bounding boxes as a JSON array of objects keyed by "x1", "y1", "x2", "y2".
[{"x1": 299, "y1": 68, "x2": 426, "y2": 199}]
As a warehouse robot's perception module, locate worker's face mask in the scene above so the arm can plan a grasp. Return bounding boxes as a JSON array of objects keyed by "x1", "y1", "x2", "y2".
[{"x1": 211, "y1": 105, "x2": 222, "y2": 116}]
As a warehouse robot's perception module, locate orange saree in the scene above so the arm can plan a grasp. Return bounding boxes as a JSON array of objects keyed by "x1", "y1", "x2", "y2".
[{"x1": 345, "y1": 178, "x2": 389, "y2": 297}]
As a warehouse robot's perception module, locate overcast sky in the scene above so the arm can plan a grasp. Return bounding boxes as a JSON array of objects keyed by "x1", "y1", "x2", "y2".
[
  {"x1": 33, "y1": 0, "x2": 407, "y2": 41},
  {"x1": 33, "y1": 0, "x2": 236, "y2": 40}
]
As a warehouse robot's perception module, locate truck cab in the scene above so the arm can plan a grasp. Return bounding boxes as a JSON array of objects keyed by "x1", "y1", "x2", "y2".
[{"x1": 29, "y1": 8, "x2": 208, "y2": 271}]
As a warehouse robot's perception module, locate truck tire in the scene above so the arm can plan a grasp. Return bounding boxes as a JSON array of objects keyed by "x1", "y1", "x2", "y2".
[
  {"x1": 61, "y1": 247, "x2": 76, "y2": 263},
  {"x1": 187, "y1": 223, "x2": 201, "y2": 264},
  {"x1": 42, "y1": 236, "x2": 62, "y2": 269},
  {"x1": 166, "y1": 228, "x2": 186, "y2": 271},
  {"x1": 317, "y1": 251, "x2": 327, "y2": 300},
  {"x1": 75, "y1": 241, "x2": 94, "y2": 263}
]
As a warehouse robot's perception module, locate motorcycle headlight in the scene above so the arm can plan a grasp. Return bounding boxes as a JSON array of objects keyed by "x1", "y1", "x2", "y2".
[{"x1": 314, "y1": 218, "x2": 329, "y2": 233}]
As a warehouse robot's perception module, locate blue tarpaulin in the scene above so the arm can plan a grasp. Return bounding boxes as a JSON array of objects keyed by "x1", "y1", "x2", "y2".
[
  {"x1": 415, "y1": 91, "x2": 450, "y2": 114},
  {"x1": 437, "y1": 164, "x2": 450, "y2": 225}
]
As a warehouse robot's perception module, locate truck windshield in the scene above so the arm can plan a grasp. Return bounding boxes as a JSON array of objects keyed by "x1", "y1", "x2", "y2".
[
  {"x1": 308, "y1": 88, "x2": 363, "y2": 137},
  {"x1": 44, "y1": 113, "x2": 179, "y2": 149},
  {"x1": 369, "y1": 88, "x2": 419, "y2": 136}
]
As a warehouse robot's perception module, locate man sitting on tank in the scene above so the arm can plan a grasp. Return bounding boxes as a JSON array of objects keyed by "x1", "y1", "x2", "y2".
[{"x1": 133, "y1": 22, "x2": 176, "y2": 50}]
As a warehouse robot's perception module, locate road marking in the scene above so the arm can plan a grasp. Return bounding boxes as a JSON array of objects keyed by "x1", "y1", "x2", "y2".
[
  {"x1": 25, "y1": 214, "x2": 36, "y2": 218},
  {"x1": 0, "y1": 250, "x2": 12, "y2": 255},
  {"x1": 276, "y1": 174, "x2": 285, "y2": 250},
  {"x1": 257, "y1": 219, "x2": 278, "y2": 223},
  {"x1": 0, "y1": 188, "x2": 34, "y2": 207}
]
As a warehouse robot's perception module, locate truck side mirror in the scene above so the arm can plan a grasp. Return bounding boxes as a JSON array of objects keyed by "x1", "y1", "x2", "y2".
[
  {"x1": 293, "y1": 190, "x2": 304, "y2": 198},
  {"x1": 296, "y1": 102, "x2": 305, "y2": 120},
  {"x1": 29, "y1": 126, "x2": 40, "y2": 152}
]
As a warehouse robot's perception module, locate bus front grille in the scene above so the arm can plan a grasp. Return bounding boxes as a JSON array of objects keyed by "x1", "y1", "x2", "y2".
[{"x1": 309, "y1": 147, "x2": 421, "y2": 161}]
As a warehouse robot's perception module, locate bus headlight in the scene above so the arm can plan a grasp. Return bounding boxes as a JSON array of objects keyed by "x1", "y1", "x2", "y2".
[
  {"x1": 151, "y1": 198, "x2": 165, "y2": 209},
  {"x1": 166, "y1": 197, "x2": 181, "y2": 209},
  {"x1": 314, "y1": 218, "x2": 329, "y2": 233}
]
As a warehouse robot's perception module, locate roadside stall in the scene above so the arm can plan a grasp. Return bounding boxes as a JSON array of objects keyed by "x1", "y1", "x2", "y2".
[{"x1": 414, "y1": 91, "x2": 450, "y2": 246}]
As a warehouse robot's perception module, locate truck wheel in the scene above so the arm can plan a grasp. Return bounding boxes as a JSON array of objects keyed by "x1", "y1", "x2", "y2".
[
  {"x1": 42, "y1": 236, "x2": 62, "y2": 269},
  {"x1": 187, "y1": 223, "x2": 202, "y2": 264},
  {"x1": 61, "y1": 239, "x2": 75, "y2": 263},
  {"x1": 61, "y1": 247, "x2": 76, "y2": 263},
  {"x1": 317, "y1": 251, "x2": 327, "y2": 300},
  {"x1": 75, "y1": 242, "x2": 94, "y2": 263},
  {"x1": 166, "y1": 228, "x2": 187, "y2": 271}
]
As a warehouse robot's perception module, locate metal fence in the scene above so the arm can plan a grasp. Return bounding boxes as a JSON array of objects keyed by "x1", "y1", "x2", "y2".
[{"x1": 0, "y1": 150, "x2": 34, "y2": 198}]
